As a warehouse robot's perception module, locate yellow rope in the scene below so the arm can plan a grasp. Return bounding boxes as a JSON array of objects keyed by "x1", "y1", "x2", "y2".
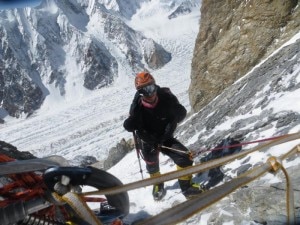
[
  {"x1": 82, "y1": 132, "x2": 300, "y2": 196},
  {"x1": 62, "y1": 192, "x2": 103, "y2": 225},
  {"x1": 134, "y1": 144, "x2": 299, "y2": 225}
]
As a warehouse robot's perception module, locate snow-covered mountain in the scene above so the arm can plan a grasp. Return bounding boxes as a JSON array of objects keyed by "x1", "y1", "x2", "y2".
[
  {"x1": 1, "y1": 0, "x2": 300, "y2": 224},
  {"x1": 0, "y1": 0, "x2": 176, "y2": 118},
  {"x1": 0, "y1": 0, "x2": 200, "y2": 160}
]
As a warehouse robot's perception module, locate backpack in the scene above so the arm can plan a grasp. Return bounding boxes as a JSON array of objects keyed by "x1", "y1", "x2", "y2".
[
  {"x1": 200, "y1": 137, "x2": 242, "y2": 188},
  {"x1": 201, "y1": 137, "x2": 242, "y2": 163}
]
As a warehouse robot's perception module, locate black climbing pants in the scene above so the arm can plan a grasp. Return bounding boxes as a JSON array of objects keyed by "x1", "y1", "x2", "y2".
[{"x1": 140, "y1": 137, "x2": 193, "y2": 175}]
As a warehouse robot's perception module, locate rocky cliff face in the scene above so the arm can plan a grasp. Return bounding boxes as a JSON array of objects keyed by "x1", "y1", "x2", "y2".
[
  {"x1": 176, "y1": 23, "x2": 300, "y2": 224},
  {"x1": 189, "y1": 0, "x2": 300, "y2": 112},
  {"x1": 179, "y1": 36, "x2": 300, "y2": 158}
]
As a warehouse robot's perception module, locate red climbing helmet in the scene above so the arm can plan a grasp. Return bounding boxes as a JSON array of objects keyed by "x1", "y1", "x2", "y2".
[
  {"x1": 135, "y1": 72, "x2": 157, "y2": 97},
  {"x1": 135, "y1": 72, "x2": 155, "y2": 90}
]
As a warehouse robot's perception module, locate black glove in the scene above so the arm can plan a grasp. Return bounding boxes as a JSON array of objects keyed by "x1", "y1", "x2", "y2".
[
  {"x1": 137, "y1": 130, "x2": 159, "y2": 145},
  {"x1": 123, "y1": 117, "x2": 136, "y2": 132}
]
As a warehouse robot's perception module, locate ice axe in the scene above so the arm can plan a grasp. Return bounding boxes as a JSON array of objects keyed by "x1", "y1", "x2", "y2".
[{"x1": 160, "y1": 145, "x2": 194, "y2": 160}]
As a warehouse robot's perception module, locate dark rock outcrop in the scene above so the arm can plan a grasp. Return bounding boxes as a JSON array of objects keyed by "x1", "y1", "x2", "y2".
[
  {"x1": 103, "y1": 138, "x2": 134, "y2": 170},
  {"x1": 0, "y1": 141, "x2": 35, "y2": 160},
  {"x1": 71, "y1": 155, "x2": 98, "y2": 167}
]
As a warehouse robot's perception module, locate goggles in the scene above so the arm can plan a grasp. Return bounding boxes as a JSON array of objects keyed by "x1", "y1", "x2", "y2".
[{"x1": 138, "y1": 84, "x2": 157, "y2": 97}]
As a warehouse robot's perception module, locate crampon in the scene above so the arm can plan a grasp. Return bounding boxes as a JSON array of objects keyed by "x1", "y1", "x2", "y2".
[{"x1": 0, "y1": 154, "x2": 129, "y2": 225}]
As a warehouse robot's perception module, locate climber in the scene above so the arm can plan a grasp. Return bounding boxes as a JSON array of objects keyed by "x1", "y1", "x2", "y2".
[{"x1": 123, "y1": 71, "x2": 206, "y2": 200}]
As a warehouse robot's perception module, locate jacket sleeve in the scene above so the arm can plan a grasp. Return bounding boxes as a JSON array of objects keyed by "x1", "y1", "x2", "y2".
[
  {"x1": 129, "y1": 91, "x2": 141, "y2": 116},
  {"x1": 159, "y1": 88, "x2": 187, "y2": 142},
  {"x1": 175, "y1": 103, "x2": 187, "y2": 123},
  {"x1": 164, "y1": 88, "x2": 187, "y2": 123},
  {"x1": 123, "y1": 92, "x2": 141, "y2": 132}
]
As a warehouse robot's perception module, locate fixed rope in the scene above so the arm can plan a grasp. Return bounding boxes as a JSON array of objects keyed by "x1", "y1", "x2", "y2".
[
  {"x1": 162, "y1": 133, "x2": 295, "y2": 159},
  {"x1": 1, "y1": 132, "x2": 299, "y2": 224},
  {"x1": 135, "y1": 144, "x2": 299, "y2": 225},
  {"x1": 141, "y1": 133, "x2": 297, "y2": 165},
  {"x1": 82, "y1": 131, "x2": 300, "y2": 196}
]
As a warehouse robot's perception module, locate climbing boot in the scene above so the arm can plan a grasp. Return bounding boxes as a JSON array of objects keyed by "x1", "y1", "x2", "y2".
[
  {"x1": 152, "y1": 183, "x2": 166, "y2": 201},
  {"x1": 183, "y1": 182, "x2": 207, "y2": 199},
  {"x1": 150, "y1": 172, "x2": 166, "y2": 201},
  {"x1": 178, "y1": 179, "x2": 207, "y2": 199}
]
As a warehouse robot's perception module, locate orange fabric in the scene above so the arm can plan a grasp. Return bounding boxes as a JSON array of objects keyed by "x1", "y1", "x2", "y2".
[
  {"x1": 0, "y1": 154, "x2": 46, "y2": 206},
  {"x1": 111, "y1": 218, "x2": 123, "y2": 225},
  {"x1": 0, "y1": 154, "x2": 106, "y2": 222}
]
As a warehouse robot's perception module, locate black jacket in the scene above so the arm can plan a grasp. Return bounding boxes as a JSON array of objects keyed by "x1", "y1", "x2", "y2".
[{"x1": 123, "y1": 86, "x2": 187, "y2": 144}]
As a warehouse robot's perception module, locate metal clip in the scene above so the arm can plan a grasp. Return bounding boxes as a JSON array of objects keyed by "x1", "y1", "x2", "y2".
[
  {"x1": 267, "y1": 156, "x2": 281, "y2": 172},
  {"x1": 297, "y1": 145, "x2": 300, "y2": 153}
]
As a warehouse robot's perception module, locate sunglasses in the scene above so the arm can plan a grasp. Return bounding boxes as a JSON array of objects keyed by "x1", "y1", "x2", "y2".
[{"x1": 138, "y1": 84, "x2": 157, "y2": 96}]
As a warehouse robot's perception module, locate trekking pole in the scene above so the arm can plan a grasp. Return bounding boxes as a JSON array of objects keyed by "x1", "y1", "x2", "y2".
[{"x1": 133, "y1": 131, "x2": 144, "y2": 179}]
